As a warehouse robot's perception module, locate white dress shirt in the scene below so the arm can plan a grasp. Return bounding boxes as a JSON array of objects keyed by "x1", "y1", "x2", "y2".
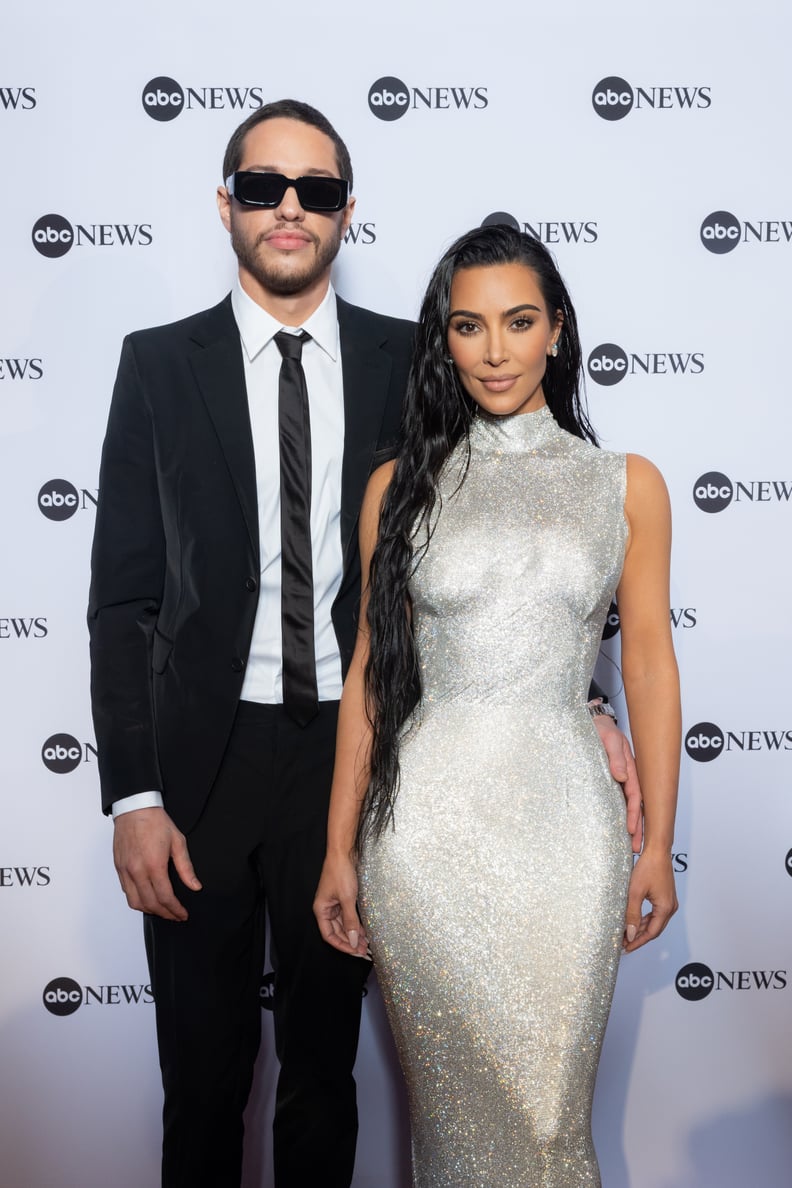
[{"x1": 112, "y1": 282, "x2": 346, "y2": 817}]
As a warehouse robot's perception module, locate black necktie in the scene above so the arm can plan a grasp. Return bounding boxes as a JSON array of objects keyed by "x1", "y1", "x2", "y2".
[{"x1": 275, "y1": 330, "x2": 319, "y2": 726}]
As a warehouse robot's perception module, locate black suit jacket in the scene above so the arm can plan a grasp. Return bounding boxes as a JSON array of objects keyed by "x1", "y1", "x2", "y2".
[{"x1": 88, "y1": 294, "x2": 415, "y2": 832}]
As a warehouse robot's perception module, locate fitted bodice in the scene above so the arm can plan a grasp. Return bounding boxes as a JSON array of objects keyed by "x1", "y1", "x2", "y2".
[{"x1": 409, "y1": 405, "x2": 627, "y2": 717}]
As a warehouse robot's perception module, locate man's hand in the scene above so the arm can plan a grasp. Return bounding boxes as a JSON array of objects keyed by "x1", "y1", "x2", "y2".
[
  {"x1": 593, "y1": 715, "x2": 643, "y2": 854},
  {"x1": 113, "y1": 807, "x2": 201, "y2": 921}
]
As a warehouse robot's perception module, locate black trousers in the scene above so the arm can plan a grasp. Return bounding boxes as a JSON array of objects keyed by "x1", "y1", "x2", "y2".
[{"x1": 144, "y1": 701, "x2": 370, "y2": 1188}]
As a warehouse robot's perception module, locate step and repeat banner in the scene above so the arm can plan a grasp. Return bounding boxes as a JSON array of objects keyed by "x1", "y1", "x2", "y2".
[{"x1": 2, "y1": 2, "x2": 791, "y2": 1185}]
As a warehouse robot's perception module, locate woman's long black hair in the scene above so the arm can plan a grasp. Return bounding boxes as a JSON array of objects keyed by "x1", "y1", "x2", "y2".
[{"x1": 360, "y1": 225, "x2": 597, "y2": 842}]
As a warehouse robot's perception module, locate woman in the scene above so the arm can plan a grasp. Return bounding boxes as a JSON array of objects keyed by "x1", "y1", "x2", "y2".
[{"x1": 314, "y1": 226, "x2": 680, "y2": 1187}]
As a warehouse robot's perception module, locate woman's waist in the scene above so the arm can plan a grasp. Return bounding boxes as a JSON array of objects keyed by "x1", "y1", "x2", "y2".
[
  {"x1": 415, "y1": 667, "x2": 597, "y2": 711},
  {"x1": 401, "y1": 696, "x2": 604, "y2": 750}
]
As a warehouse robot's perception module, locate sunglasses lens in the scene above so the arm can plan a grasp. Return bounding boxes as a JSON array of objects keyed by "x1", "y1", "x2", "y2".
[
  {"x1": 231, "y1": 173, "x2": 285, "y2": 206},
  {"x1": 229, "y1": 173, "x2": 348, "y2": 212},
  {"x1": 296, "y1": 176, "x2": 348, "y2": 211}
]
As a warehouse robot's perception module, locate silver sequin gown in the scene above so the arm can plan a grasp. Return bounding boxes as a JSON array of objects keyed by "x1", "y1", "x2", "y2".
[{"x1": 359, "y1": 404, "x2": 634, "y2": 1187}]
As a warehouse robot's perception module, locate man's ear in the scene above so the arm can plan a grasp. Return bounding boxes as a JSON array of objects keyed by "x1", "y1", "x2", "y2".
[
  {"x1": 340, "y1": 194, "x2": 356, "y2": 235},
  {"x1": 217, "y1": 185, "x2": 232, "y2": 234}
]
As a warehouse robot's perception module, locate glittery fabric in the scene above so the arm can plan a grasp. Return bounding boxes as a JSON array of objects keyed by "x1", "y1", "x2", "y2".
[{"x1": 359, "y1": 405, "x2": 633, "y2": 1187}]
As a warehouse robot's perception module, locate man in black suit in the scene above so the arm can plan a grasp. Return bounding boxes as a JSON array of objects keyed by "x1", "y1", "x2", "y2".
[
  {"x1": 89, "y1": 99, "x2": 640, "y2": 1188},
  {"x1": 89, "y1": 100, "x2": 413, "y2": 1188}
]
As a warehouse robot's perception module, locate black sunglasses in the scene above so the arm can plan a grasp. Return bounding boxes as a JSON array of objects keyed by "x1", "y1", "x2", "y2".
[{"x1": 225, "y1": 171, "x2": 350, "y2": 213}]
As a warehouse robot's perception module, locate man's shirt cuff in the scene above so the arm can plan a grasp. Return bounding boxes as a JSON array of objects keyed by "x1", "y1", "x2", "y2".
[{"x1": 111, "y1": 791, "x2": 164, "y2": 818}]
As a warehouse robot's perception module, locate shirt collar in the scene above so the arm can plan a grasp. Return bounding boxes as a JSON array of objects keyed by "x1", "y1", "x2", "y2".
[{"x1": 231, "y1": 280, "x2": 339, "y2": 363}]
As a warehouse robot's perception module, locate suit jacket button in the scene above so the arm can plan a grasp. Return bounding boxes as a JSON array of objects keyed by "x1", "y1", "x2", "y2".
[
  {"x1": 231, "y1": 657, "x2": 245, "y2": 672},
  {"x1": 245, "y1": 577, "x2": 257, "y2": 592}
]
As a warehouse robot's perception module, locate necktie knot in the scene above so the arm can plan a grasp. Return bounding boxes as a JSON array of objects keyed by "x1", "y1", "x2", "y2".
[{"x1": 274, "y1": 329, "x2": 311, "y2": 362}]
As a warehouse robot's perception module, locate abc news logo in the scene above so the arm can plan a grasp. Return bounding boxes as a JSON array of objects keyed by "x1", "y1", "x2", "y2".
[
  {"x1": 141, "y1": 76, "x2": 265, "y2": 121},
  {"x1": 259, "y1": 970, "x2": 367, "y2": 1010},
  {"x1": 676, "y1": 963, "x2": 786, "y2": 1001},
  {"x1": 260, "y1": 971, "x2": 276, "y2": 1011},
  {"x1": 0, "y1": 86, "x2": 36, "y2": 110},
  {"x1": 587, "y1": 343, "x2": 704, "y2": 386},
  {"x1": 38, "y1": 480, "x2": 97, "y2": 521},
  {"x1": 481, "y1": 211, "x2": 597, "y2": 246},
  {"x1": 42, "y1": 734, "x2": 97, "y2": 774},
  {"x1": 344, "y1": 223, "x2": 376, "y2": 246},
  {"x1": 786, "y1": 849, "x2": 792, "y2": 878},
  {"x1": 685, "y1": 722, "x2": 792, "y2": 762},
  {"x1": 0, "y1": 617, "x2": 47, "y2": 639},
  {"x1": 700, "y1": 211, "x2": 792, "y2": 254},
  {"x1": 43, "y1": 977, "x2": 154, "y2": 1016},
  {"x1": 0, "y1": 357, "x2": 42, "y2": 380},
  {"x1": 32, "y1": 214, "x2": 153, "y2": 259},
  {"x1": 693, "y1": 471, "x2": 792, "y2": 513},
  {"x1": 368, "y1": 76, "x2": 488, "y2": 121},
  {"x1": 0, "y1": 865, "x2": 50, "y2": 887},
  {"x1": 602, "y1": 601, "x2": 696, "y2": 640},
  {"x1": 592, "y1": 77, "x2": 711, "y2": 121}
]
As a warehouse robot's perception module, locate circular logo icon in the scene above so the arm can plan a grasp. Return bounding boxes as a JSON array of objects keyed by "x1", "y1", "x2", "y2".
[
  {"x1": 587, "y1": 343, "x2": 628, "y2": 386},
  {"x1": 41, "y1": 734, "x2": 82, "y2": 774},
  {"x1": 693, "y1": 471, "x2": 733, "y2": 513},
  {"x1": 260, "y1": 971, "x2": 276, "y2": 1011},
  {"x1": 142, "y1": 76, "x2": 185, "y2": 121},
  {"x1": 592, "y1": 76, "x2": 634, "y2": 120},
  {"x1": 786, "y1": 849, "x2": 792, "y2": 878},
  {"x1": 368, "y1": 76, "x2": 410, "y2": 121},
  {"x1": 700, "y1": 210, "x2": 741, "y2": 254},
  {"x1": 675, "y1": 962, "x2": 715, "y2": 1001},
  {"x1": 43, "y1": 976, "x2": 83, "y2": 1016},
  {"x1": 602, "y1": 600, "x2": 621, "y2": 640},
  {"x1": 685, "y1": 722, "x2": 724, "y2": 762},
  {"x1": 32, "y1": 214, "x2": 74, "y2": 258},
  {"x1": 38, "y1": 479, "x2": 79, "y2": 521},
  {"x1": 481, "y1": 211, "x2": 520, "y2": 231}
]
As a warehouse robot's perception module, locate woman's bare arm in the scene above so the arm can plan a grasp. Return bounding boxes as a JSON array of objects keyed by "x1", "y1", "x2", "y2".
[
  {"x1": 618, "y1": 454, "x2": 681, "y2": 951},
  {"x1": 313, "y1": 460, "x2": 396, "y2": 956}
]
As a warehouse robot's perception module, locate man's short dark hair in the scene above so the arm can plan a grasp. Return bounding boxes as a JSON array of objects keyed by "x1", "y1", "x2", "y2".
[{"x1": 222, "y1": 99, "x2": 354, "y2": 189}]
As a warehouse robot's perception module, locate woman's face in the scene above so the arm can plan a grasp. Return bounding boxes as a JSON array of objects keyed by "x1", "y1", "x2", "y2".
[{"x1": 447, "y1": 262, "x2": 562, "y2": 417}]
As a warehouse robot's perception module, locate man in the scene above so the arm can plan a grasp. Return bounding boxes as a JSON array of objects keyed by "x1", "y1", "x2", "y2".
[{"x1": 89, "y1": 100, "x2": 641, "y2": 1188}]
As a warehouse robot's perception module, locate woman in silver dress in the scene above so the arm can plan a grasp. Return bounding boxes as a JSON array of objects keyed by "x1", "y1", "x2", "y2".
[{"x1": 314, "y1": 226, "x2": 680, "y2": 1187}]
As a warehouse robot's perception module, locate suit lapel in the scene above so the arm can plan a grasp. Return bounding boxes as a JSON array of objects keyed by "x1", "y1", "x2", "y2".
[
  {"x1": 337, "y1": 298, "x2": 393, "y2": 560},
  {"x1": 186, "y1": 295, "x2": 393, "y2": 566},
  {"x1": 187, "y1": 297, "x2": 259, "y2": 557}
]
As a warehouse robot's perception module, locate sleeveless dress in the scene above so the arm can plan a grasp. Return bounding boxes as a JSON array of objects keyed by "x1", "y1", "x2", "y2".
[{"x1": 358, "y1": 404, "x2": 634, "y2": 1187}]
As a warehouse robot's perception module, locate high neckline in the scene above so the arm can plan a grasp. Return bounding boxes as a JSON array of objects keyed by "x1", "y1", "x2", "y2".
[{"x1": 471, "y1": 404, "x2": 558, "y2": 452}]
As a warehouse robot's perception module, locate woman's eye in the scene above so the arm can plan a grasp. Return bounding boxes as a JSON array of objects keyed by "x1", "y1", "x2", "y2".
[
  {"x1": 511, "y1": 317, "x2": 535, "y2": 331},
  {"x1": 453, "y1": 321, "x2": 479, "y2": 335}
]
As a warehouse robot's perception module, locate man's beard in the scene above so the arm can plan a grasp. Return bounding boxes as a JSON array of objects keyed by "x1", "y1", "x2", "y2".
[{"x1": 231, "y1": 220, "x2": 344, "y2": 296}]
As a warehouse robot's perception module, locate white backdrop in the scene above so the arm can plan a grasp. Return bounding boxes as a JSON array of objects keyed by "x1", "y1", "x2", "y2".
[{"x1": 2, "y1": 2, "x2": 792, "y2": 1185}]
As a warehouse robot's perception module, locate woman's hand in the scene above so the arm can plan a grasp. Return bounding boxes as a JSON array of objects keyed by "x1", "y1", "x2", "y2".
[
  {"x1": 593, "y1": 713, "x2": 644, "y2": 853},
  {"x1": 313, "y1": 854, "x2": 371, "y2": 959},
  {"x1": 622, "y1": 848, "x2": 678, "y2": 952}
]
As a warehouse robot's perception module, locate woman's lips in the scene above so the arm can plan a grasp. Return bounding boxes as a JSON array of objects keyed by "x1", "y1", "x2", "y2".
[{"x1": 478, "y1": 375, "x2": 518, "y2": 392}]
